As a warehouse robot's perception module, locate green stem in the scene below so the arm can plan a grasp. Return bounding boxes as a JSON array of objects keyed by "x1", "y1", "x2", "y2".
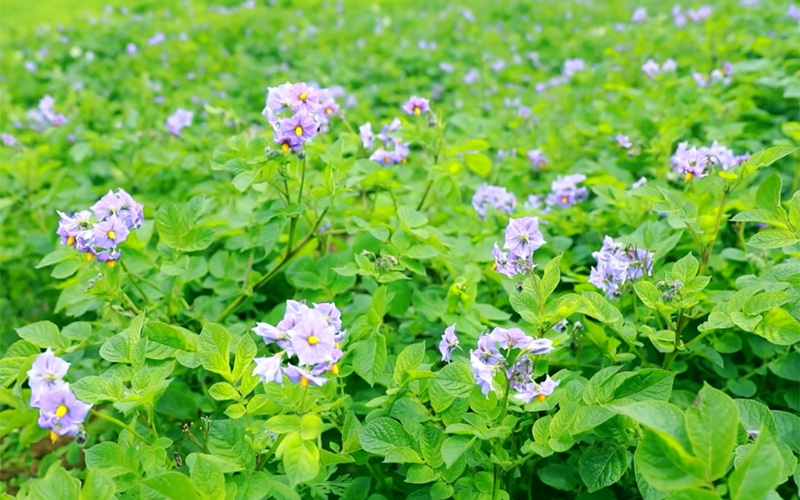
[
  {"x1": 120, "y1": 260, "x2": 152, "y2": 306},
  {"x1": 698, "y1": 188, "x2": 729, "y2": 276},
  {"x1": 416, "y1": 114, "x2": 445, "y2": 211},
  {"x1": 258, "y1": 433, "x2": 286, "y2": 471},
  {"x1": 119, "y1": 291, "x2": 142, "y2": 315},
  {"x1": 90, "y1": 409, "x2": 150, "y2": 444}
]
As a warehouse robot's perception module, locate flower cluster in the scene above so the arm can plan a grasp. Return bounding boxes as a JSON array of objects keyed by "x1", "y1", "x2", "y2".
[
  {"x1": 562, "y1": 58, "x2": 585, "y2": 77},
  {"x1": 56, "y1": 188, "x2": 144, "y2": 266},
  {"x1": 692, "y1": 63, "x2": 733, "y2": 87},
  {"x1": 360, "y1": 118, "x2": 410, "y2": 166},
  {"x1": 27, "y1": 349, "x2": 91, "y2": 443},
  {"x1": 166, "y1": 109, "x2": 193, "y2": 136},
  {"x1": 28, "y1": 95, "x2": 67, "y2": 131},
  {"x1": 527, "y1": 149, "x2": 548, "y2": 170},
  {"x1": 252, "y1": 300, "x2": 345, "y2": 387},
  {"x1": 545, "y1": 174, "x2": 589, "y2": 209},
  {"x1": 670, "y1": 141, "x2": 749, "y2": 180},
  {"x1": 616, "y1": 134, "x2": 632, "y2": 149},
  {"x1": 402, "y1": 96, "x2": 430, "y2": 116},
  {"x1": 262, "y1": 82, "x2": 338, "y2": 153},
  {"x1": 469, "y1": 327, "x2": 558, "y2": 403},
  {"x1": 673, "y1": 5, "x2": 711, "y2": 26},
  {"x1": 2, "y1": 133, "x2": 16, "y2": 147},
  {"x1": 631, "y1": 7, "x2": 647, "y2": 23},
  {"x1": 641, "y1": 58, "x2": 677, "y2": 78},
  {"x1": 492, "y1": 217, "x2": 545, "y2": 279},
  {"x1": 472, "y1": 184, "x2": 516, "y2": 219},
  {"x1": 589, "y1": 236, "x2": 654, "y2": 298}
]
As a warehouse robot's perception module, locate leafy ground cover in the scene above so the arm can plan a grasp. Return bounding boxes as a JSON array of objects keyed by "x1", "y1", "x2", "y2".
[{"x1": 1, "y1": 1, "x2": 800, "y2": 499}]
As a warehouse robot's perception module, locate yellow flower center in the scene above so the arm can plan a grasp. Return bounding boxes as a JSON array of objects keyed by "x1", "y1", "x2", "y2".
[
  {"x1": 50, "y1": 430, "x2": 59, "y2": 443},
  {"x1": 535, "y1": 394, "x2": 546, "y2": 402},
  {"x1": 325, "y1": 107, "x2": 333, "y2": 114},
  {"x1": 281, "y1": 143, "x2": 290, "y2": 153},
  {"x1": 86, "y1": 252, "x2": 94, "y2": 261},
  {"x1": 300, "y1": 376, "x2": 309, "y2": 387},
  {"x1": 561, "y1": 196, "x2": 569, "y2": 204},
  {"x1": 108, "y1": 230, "x2": 116, "y2": 240},
  {"x1": 330, "y1": 363, "x2": 339, "y2": 375},
  {"x1": 299, "y1": 92, "x2": 308, "y2": 101},
  {"x1": 684, "y1": 172, "x2": 694, "y2": 181},
  {"x1": 307, "y1": 335, "x2": 319, "y2": 345},
  {"x1": 492, "y1": 262, "x2": 498, "y2": 270},
  {"x1": 413, "y1": 106, "x2": 421, "y2": 115},
  {"x1": 294, "y1": 125, "x2": 303, "y2": 136},
  {"x1": 55, "y1": 404, "x2": 69, "y2": 418},
  {"x1": 107, "y1": 260, "x2": 116, "y2": 268},
  {"x1": 67, "y1": 236, "x2": 75, "y2": 246}
]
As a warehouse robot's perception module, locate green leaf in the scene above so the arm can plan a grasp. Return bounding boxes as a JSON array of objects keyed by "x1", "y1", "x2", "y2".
[
  {"x1": 578, "y1": 445, "x2": 628, "y2": 493},
  {"x1": 232, "y1": 334, "x2": 257, "y2": 382},
  {"x1": 433, "y1": 361, "x2": 474, "y2": 398},
  {"x1": 352, "y1": 335, "x2": 387, "y2": 386},
  {"x1": 26, "y1": 465, "x2": 80, "y2": 500},
  {"x1": 635, "y1": 429, "x2": 706, "y2": 491},
  {"x1": 728, "y1": 428, "x2": 784, "y2": 500},
  {"x1": 464, "y1": 153, "x2": 491, "y2": 177},
  {"x1": 358, "y1": 417, "x2": 416, "y2": 456},
  {"x1": 754, "y1": 308, "x2": 800, "y2": 345},
  {"x1": 685, "y1": 384, "x2": 738, "y2": 480},
  {"x1": 742, "y1": 292, "x2": 793, "y2": 316},
  {"x1": 198, "y1": 323, "x2": 232, "y2": 380},
  {"x1": 736, "y1": 146, "x2": 798, "y2": 179},
  {"x1": 155, "y1": 204, "x2": 191, "y2": 249},
  {"x1": 670, "y1": 253, "x2": 699, "y2": 282},
  {"x1": 634, "y1": 281, "x2": 661, "y2": 309},
  {"x1": 393, "y1": 342, "x2": 426, "y2": 385},
  {"x1": 612, "y1": 400, "x2": 691, "y2": 450},
  {"x1": 665, "y1": 489, "x2": 723, "y2": 500},
  {"x1": 80, "y1": 469, "x2": 116, "y2": 500},
  {"x1": 397, "y1": 206, "x2": 429, "y2": 228},
  {"x1": 208, "y1": 382, "x2": 239, "y2": 401},
  {"x1": 139, "y1": 472, "x2": 200, "y2": 500},
  {"x1": 579, "y1": 292, "x2": 623, "y2": 323},
  {"x1": 756, "y1": 173, "x2": 783, "y2": 214},
  {"x1": 144, "y1": 322, "x2": 192, "y2": 351},
  {"x1": 299, "y1": 414, "x2": 324, "y2": 440},
  {"x1": 16, "y1": 321, "x2": 63, "y2": 349},
  {"x1": 541, "y1": 255, "x2": 562, "y2": 300},
  {"x1": 441, "y1": 436, "x2": 474, "y2": 468},
  {"x1": 384, "y1": 446, "x2": 424, "y2": 464},
  {"x1": 189, "y1": 454, "x2": 225, "y2": 500},
  {"x1": 611, "y1": 369, "x2": 674, "y2": 404},
  {"x1": 730, "y1": 209, "x2": 787, "y2": 225},
  {"x1": 206, "y1": 419, "x2": 255, "y2": 471},
  {"x1": 748, "y1": 229, "x2": 799, "y2": 249}
]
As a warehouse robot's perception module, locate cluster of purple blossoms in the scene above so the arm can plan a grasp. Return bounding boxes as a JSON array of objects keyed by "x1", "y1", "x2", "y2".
[
  {"x1": 673, "y1": 5, "x2": 711, "y2": 26},
  {"x1": 670, "y1": 141, "x2": 749, "y2": 180},
  {"x1": 252, "y1": 300, "x2": 346, "y2": 387},
  {"x1": 28, "y1": 95, "x2": 68, "y2": 131},
  {"x1": 2, "y1": 133, "x2": 16, "y2": 147},
  {"x1": 56, "y1": 188, "x2": 144, "y2": 266},
  {"x1": 166, "y1": 109, "x2": 193, "y2": 136},
  {"x1": 589, "y1": 236, "x2": 654, "y2": 298},
  {"x1": 562, "y1": 58, "x2": 585, "y2": 77},
  {"x1": 631, "y1": 7, "x2": 647, "y2": 23},
  {"x1": 360, "y1": 118, "x2": 410, "y2": 166},
  {"x1": 790, "y1": 4, "x2": 800, "y2": 22},
  {"x1": 616, "y1": 134, "x2": 632, "y2": 149},
  {"x1": 527, "y1": 149, "x2": 548, "y2": 170},
  {"x1": 492, "y1": 217, "x2": 546, "y2": 279},
  {"x1": 472, "y1": 184, "x2": 516, "y2": 219},
  {"x1": 545, "y1": 174, "x2": 589, "y2": 209},
  {"x1": 262, "y1": 82, "x2": 339, "y2": 153},
  {"x1": 469, "y1": 327, "x2": 558, "y2": 402},
  {"x1": 692, "y1": 63, "x2": 733, "y2": 87},
  {"x1": 27, "y1": 349, "x2": 91, "y2": 443},
  {"x1": 641, "y1": 58, "x2": 677, "y2": 79}
]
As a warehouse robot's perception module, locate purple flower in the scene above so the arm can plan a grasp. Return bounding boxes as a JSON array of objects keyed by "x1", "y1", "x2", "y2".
[
  {"x1": 359, "y1": 122, "x2": 375, "y2": 149},
  {"x1": 56, "y1": 210, "x2": 93, "y2": 246},
  {"x1": 92, "y1": 215, "x2": 129, "y2": 249},
  {"x1": 464, "y1": 68, "x2": 479, "y2": 85},
  {"x1": 470, "y1": 351, "x2": 497, "y2": 396},
  {"x1": 370, "y1": 149, "x2": 396, "y2": 167},
  {"x1": 631, "y1": 7, "x2": 646, "y2": 22},
  {"x1": 286, "y1": 82, "x2": 318, "y2": 113},
  {"x1": 24, "y1": 60, "x2": 37, "y2": 73},
  {"x1": 288, "y1": 309, "x2": 336, "y2": 366},
  {"x1": 472, "y1": 184, "x2": 516, "y2": 219},
  {"x1": 790, "y1": 4, "x2": 800, "y2": 21},
  {"x1": 504, "y1": 217, "x2": 545, "y2": 259},
  {"x1": 91, "y1": 189, "x2": 144, "y2": 229},
  {"x1": 527, "y1": 194, "x2": 543, "y2": 210},
  {"x1": 36, "y1": 383, "x2": 91, "y2": 439},
  {"x1": 125, "y1": 43, "x2": 138, "y2": 55},
  {"x1": 38, "y1": 96, "x2": 67, "y2": 126},
  {"x1": 642, "y1": 59, "x2": 660, "y2": 79},
  {"x1": 2, "y1": 133, "x2": 16, "y2": 146},
  {"x1": 439, "y1": 324, "x2": 459, "y2": 362},
  {"x1": 526, "y1": 149, "x2": 547, "y2": 169},
  {"x1": 253, "y1": 353, "x2": 285, "y2": 385},
  {"x1": 489, "y1": 327, "x2": 532, "y2": 349},
  {"x1": 546, "y1": 174, "x2": 588, "y2": 208},
  {"x1": 27, "y1": 349, "x2": 69, "y2": 406},
  {"x1": 562, "y1": 58, "x2": 585, "y2": 77},
  {"x1": 589, "y1": 236, "x2": 654, "y2": 298},
  {"x1": 283, "y1": 364, "x2": 327, "y2": 387},
  {"x1": 687, "y1": 6, "x2": 712, "y2": 23},
  {"x1": 166, "y1": 109, "x2": 193, "y2": 136},
  {"x1": 616, "y1": 134, "x2": 632, "y2": 149},
  {"x1": 313, "y1": 302, "x2": 342, "y2": 334},
  {"x1": 280, "y1": 112, "x2": 317, "y2": 143},
  {"x1": 506, "y1": 357, "x2": 533, "y2": 391},
  {"x1": 527, "y1": 338, "x2": 554, "y2": 355},
  {"x1": 402, "y1": 96, "x2": 430, "y2": 116},
  {"x1": 662, "y1": 59, "x2": 677, "y2": 72},
  {"x1": 147, "y1": 32, "x2": 165, "y2": 45},
  {"x1": 273, "y1": 130, "x2": 302, "y2": 153},
  {"x1": 515, "y1": 375, "x2": 559, "y2": 403},
  {"x1": 252, "y1": 322, "x2": 289, "y2": 345}
]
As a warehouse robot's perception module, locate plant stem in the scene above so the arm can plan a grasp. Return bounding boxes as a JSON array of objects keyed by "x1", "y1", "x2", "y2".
[
  {"x1": 416, "y1": 114, "x2": 445, "y2": 211},
  {"x1": 416, "y1": 180, "x2": 434, "y2": 211},
  {"x1": 119, "y1": 291, "x2": 142, "y2": 315},
  {"x1": 120, "y1": 260, "x2": 152, "y2": 306},
  {"x1": 663, "y1": 309, "x2": 687, "y2": 369},
  {"x1": 698, "y1": 188, "x2": 729, "y2": 275},
  {"x1": 90, "y1": 409, "x2": 150, "y2": 444},
  {"x1": 258, "y1": 433, "x2": 285, "y2": 471}
]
